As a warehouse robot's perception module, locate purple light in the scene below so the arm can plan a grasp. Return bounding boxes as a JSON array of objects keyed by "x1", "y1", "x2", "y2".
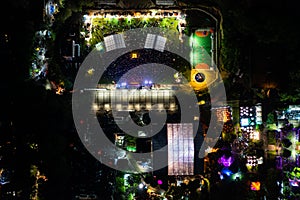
[
  {"x1": 218, "y1": 155, "x2": 234, "y2": 167},
  {"x1": 157, "y1": 180, "x2": 163, "y2": 185}
]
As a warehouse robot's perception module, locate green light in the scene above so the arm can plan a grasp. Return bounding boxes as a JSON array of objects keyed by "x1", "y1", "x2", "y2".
[
  {"x1": 232, "y1": 172, "x2": 243, "y2": 180},
  {"x1": 112, "y1": 18, "x2": 119, "y2": 24},
  {"x1": 126, "y1": 146, "x2": 136, "y2": 152},
  {"x1": 190, "y1": 30, "x2": 212, "y2": 67}
]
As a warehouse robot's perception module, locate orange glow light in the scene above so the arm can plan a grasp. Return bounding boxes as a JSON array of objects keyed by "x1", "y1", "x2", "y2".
[{"x1": 250, "y1": 181, "x2": 260, "y2": 191}]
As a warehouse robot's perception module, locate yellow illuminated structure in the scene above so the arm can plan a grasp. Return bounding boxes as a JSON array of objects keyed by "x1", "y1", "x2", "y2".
[
  {"x1": 131, "y1": 52, "x2": 138, "y2": 59},
  {"x1": 190, "y1": 68, "x2": 218, "y2": 91}
]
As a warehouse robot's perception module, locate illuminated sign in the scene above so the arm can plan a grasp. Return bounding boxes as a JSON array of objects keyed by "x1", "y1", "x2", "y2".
[{"x1": 241, "y1": 118, "x2": 249, "y2": 127}]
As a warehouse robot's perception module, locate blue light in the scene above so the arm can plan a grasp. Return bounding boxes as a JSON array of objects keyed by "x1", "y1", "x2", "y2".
[
  {"x1": 241, "y1": 118, "x2": 250, "y2": 127},
  {"x1": 49, "y1": 5, "x2": 55, "y2": 15},
  {"x1": 0, "y1": 170, "x2": 10, "y2": 185},
  {"x1": 221, "y1": 168, "x2": 233, "y2": 177}
]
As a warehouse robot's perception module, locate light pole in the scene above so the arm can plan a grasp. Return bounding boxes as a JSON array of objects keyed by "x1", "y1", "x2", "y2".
[{"x1": 72, "y1": 40, "x2": 81, "y2": 58}]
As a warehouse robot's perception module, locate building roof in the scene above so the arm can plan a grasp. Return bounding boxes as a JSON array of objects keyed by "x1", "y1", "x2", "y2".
[{"x1": 118, "y1": 0, "x2": 156, "y2": 9}]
